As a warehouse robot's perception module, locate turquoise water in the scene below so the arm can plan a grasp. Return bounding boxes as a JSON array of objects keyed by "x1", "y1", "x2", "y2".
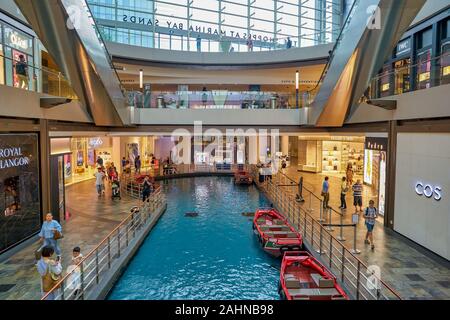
[{"x1": 108, "y1": 177, "x2": 280, "y2": 300}]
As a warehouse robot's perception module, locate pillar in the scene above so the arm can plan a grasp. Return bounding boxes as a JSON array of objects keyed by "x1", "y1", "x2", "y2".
[
  {"x1": 39, "y1": 119, "x2": 51, "y2": 216},
  {"x1": 281, "y1": 135, "x2": 289, "y2": 155}
]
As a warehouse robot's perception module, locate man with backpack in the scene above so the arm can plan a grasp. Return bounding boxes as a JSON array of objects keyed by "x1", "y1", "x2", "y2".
[{"x1": 364, "y1": 200, "x2": 378, "y2": 250}]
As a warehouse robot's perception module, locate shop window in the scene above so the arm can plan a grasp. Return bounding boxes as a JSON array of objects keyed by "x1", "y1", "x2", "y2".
[
  {"x1": 417, "y1": 49, "x2": 431, "y2": 90},
  {"x1": 441, "y1": 41, "x2": 450, "y2": 85},
  {"x1": 378, "y1": 65, "x2": 391, "y2": 97},
  {"x1": 394, "y1": 58, "x2": 410, "y2": 94},
  {"x1": 418, "y1": 28, "x2": 432, "y2": 49},
  {"x1": 0, "y1": 44, "x2": 4, "y2": 86}
]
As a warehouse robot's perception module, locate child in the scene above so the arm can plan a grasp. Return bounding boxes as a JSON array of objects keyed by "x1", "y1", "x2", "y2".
[
  {"x1": 66, "y1": 247, "x2": 83, "y2": 299},
  {"x1": 364, "y1": 200, "x2": 378, "y2": 250}
]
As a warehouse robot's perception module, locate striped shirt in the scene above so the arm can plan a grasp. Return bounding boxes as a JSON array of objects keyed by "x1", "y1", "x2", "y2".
[{"x1": 352, "y1": 183, "x2": 363, "y2": 197}]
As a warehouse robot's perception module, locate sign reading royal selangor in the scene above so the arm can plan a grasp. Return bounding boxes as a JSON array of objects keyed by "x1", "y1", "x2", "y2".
[{"x1": 0, "y1": 134, "x2": 41, "y2": 254}]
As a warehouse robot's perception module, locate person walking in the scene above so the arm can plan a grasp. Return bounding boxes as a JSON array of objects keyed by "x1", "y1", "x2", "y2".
[
  {"x1": 286, "y1": 37, "x2": 292, "y2": 49},
  {"x1": 121, "y1": 157, "x2": 127, "y2": 171},
  {"x1": 340, "y1": 177, "x2": 348, "y2": 209},
  {"x1": 66, "y1": 246, "x2": 83, "y2": 299},
  {"x1": 364, "y1": 200, "x2": 378, "y2": 250},
  {"x1": 196, "y1": 35, "x2": 201, "y2": 52},
  {"x1": 94, "y1": 167, "x2": 105, "y2": 197},
  {"x1": 321, "y1": 176, "x2": 330, "y2": 209},
  {"x1": 346, "y1": 163, "x2": 354, "y2": 187},
  {"x1": 38, "y1": 213, "x2": 63, "y2": 261},
  {"x1": 96, "y1": 156, "x2": 103, "y2": 168},
  {"x1": 36, "y1": 246, "x2": 62, "y2": 300},
  {"x1": 135, "y1": 155, "x2": 142, "y2": 174},
  {"x1": 352, "y1": 179, "x2": 363, "y2": 213},
  {"x1": 15, "y1": 54, "x2": 28, "y2": 89},
  {"x1": 142, "y1": 176, "x2": 152, "y2": 204},
  {"x1": 246, "y1": 35, "x2": 253, "y2": 52}
]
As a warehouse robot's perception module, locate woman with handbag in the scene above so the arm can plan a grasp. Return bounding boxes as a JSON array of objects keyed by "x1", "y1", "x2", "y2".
[
  {"x1": 38, "y1": 213, "x2": 63, "y2": 261},
  {"x1": 36, "y1": 246, "x2": 62, "y2": 300}
]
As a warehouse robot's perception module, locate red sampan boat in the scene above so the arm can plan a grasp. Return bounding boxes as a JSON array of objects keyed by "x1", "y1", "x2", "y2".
[
  {"x1": 234, "y1": 170, "x2": 253, "y2": 185},
  {"x1": 253, "y1": 208, "x2": 302, "y2": 257},
  {"x1": 279, "y1": 251, "x2": 348, "y2": 300}
]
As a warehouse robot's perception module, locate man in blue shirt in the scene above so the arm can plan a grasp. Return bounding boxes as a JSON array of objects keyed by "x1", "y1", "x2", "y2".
[
  {"x1": 322, "y1": 176, "x2": 330, "y2": 209},
  {"x1": 39, "y1": 213, "x2": 63, "y2": 260}
]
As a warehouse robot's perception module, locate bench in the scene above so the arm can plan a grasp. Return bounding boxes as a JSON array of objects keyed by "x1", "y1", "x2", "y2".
[
  {"x1": 311, "y1": 273, "x2": 335, "y2": 288},
  {"x1": 288, "y1": 288, "x2": 340, "y2": 297}
]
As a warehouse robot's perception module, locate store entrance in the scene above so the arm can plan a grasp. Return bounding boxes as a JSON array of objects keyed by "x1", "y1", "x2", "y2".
[{"x1": 290, "y1": 134, "x2": 387, "y2": 224}]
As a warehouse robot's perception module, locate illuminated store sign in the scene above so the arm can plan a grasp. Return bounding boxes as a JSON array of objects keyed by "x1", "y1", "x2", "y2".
[
  {"x1": 89, "y1": 137, "x2": 103, "y2": 148},
  {"x1": 415, "y1": 182, "x2": 442, "y2": 201},
  {"x1": 396, "y1": 38, "x2": 411, "y2": 56},
  {"x1": 4, "y1": 27, "x2": 32, "y2": 54},
  {"x1": 0, "y1": 147, "x2": 30, "y2": 169}
]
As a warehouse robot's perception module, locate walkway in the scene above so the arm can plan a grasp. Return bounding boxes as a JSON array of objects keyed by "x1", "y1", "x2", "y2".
[
  {"x1": 279, "y1": 165, "x2": 450, "y2": 300},
  {"x1": 0, "y1": 180, "x2": 139, "y2": 300}
]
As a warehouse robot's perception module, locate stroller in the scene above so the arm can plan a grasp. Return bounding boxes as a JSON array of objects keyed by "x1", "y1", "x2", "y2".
[{"x1": 111, "y1": 179, "x2": 121, "y2": 200}]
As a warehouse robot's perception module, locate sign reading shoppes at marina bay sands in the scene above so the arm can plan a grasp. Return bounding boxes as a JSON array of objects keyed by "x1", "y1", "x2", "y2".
[{"x1": 123, "y1": 15, "x2": 276, "y2": 42}]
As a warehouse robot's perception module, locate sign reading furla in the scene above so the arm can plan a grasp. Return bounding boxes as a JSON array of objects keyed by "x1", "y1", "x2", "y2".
[{"x1": 415, "y1": 182, "x2": 442, "y2": 201}]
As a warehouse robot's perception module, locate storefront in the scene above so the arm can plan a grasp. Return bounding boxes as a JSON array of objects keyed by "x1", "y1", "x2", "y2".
[
  {"x1": 363, "y1": 137, "x2": 387, "y2": 217},
  {"x1": 0, "y1": 15, "x2": 34, "y2": 90},
  {"x1": 296, "y1": 136, "x2": 365, "y2": 177},
  {"x1": 64, "y1": 137, "x2": 113, "y2": 185},
  {"x1": 416, "y1": 27, "x2": 433, "y2": 90},
  {"x1": 393, "y1": 37, "x2": 412, "y2": 95},
  {"x1": 440, "y1": 18, "x2": 450, "y2": 85},
  {"x1": 394, "y1": 132, "x2": 450, "y2": 261},
  {"x1": 0, "y1": 133, "x2": 41, "y2": 254}
]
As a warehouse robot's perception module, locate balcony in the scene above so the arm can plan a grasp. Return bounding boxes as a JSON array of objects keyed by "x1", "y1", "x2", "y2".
[{"x1": 126, "y1": 90, "x2": 314, "y2": 126}]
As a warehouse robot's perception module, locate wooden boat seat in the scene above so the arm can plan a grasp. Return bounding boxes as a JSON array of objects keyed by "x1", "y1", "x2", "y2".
[
  {"x1": 311, "y1": 273, "x2": 335, "y2": 288},
  {"x1": 288, "y1": 288, "x2": 340, "y2": 297},
  {"x1": 260, "y1": 225, "x2": 290, "y2": 231},
  {"x1": 284, "y1": 274, "x2": 310, "y2": 289}
]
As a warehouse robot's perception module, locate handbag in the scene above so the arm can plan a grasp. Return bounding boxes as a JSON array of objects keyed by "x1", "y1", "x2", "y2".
[
  {"x1": 42, "y1": 263, "x2": 61, "y2": 292},
  {"x1": 53, "y1": 230, "x2": 63, "y2": 240}
]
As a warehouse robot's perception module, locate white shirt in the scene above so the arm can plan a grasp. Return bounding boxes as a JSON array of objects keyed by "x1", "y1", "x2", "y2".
[{"x1": 94, "y1": 172, "x2": 105, "y2": 185}]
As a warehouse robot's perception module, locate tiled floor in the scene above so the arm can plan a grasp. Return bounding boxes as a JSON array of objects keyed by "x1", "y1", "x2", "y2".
[
  {"x1": 277, "y1": 166, "x2": 450, "y2": 299},
  {"x1": 0, "y1": 181, "x2": 140, "y2": 300}
]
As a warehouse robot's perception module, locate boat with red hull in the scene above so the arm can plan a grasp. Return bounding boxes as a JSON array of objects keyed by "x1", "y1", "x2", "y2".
[
  {"x1": 279, "y1": 251, "x2": 348, "y2": 300},
  {"x1": 253, "y1": 208, "x2": 302, "y2": 257},
  {"x1": 234, "y1": 170, "x2": 253, "y2": 185}
]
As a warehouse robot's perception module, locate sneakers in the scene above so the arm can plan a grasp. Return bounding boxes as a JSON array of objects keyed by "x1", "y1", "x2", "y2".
[
  {"x1": 371, "y1": 244, "x2": 375, "y2": 250},
  {"x1": 364, "y1": 239, "x2": 370, "y2": 245}
]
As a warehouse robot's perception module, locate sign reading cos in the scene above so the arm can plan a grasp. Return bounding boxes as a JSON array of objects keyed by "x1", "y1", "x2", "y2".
[{"x1": 415, "y1": 182, "x2": 442, "y2": 201}]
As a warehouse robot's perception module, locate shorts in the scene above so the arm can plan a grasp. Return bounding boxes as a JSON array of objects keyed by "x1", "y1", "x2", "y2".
[
  {"x1": 353, "y1": 196, "x2": 362, "y2": 207},
  {"x1": 366, "y1": 222, "x2": 375, "y2": 232}
]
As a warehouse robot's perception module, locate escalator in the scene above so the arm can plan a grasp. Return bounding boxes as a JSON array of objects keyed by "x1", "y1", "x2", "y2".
[
  {"x1": 309, "y1": 0, "x2": 426, "y2": 127},
  {"x1": 14, "y1": 0, "x2": 126, "y2": 126}
]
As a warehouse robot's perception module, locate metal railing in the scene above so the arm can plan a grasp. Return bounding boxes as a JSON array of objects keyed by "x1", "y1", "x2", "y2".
[
  {"x1": 120, "y1": 163, "x2": 246, "y2": 199},
  {"x1": 41, "y1": 187, "x2": 165, "y2": 300},
  {"x1": 249, "y1": 166, "x2": 401, "y2": 300},
  {"x1": 98, "y1": 27, "x2": 338, "y2": 53},
  {"x1": 126, "y1": 90, "x2": 316, "y2": 109},
  {"x1": 0, "y1": 54, "x2": 78, "y2": 99},
  {"x1": 366, "y1": 52, "x2": 450, "y2": 100}
]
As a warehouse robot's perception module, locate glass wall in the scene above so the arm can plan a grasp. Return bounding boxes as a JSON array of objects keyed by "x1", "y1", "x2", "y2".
[
  {"x1": 0, "y1": 19, "x2": 35, "y2": 90},
  {"x1": 0, "y1": 133, "x2": 41, "y2": 254},
  {"x1": 87, "y1": 0, "x2": 343, "y2": 51}
]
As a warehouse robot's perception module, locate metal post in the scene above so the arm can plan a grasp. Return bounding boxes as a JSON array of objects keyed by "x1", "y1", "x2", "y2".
[
  {"x1": 126, "y1": 220, "x2": 129, "y2": 247},
  {"x1": 80, "y1": 261, "x2": 85, "y2": 300},
  {"x1": 356, "y1": 261, "x2": 361, "y2": 300},
  {"x1": 95, "y1": 248, "x2": 99, "y2": 284},
  {"x1": 341, "y1": 246, "x2": 345, "y2": 283},
  {"x1": 351, "y1": 224, "x2": 361, "y2": 254},
  {"x1": 311, "y1": 220, "x2": 314, "y2": 246},
  {"x1": 316, "y1": 224, "x2": 324, "y2": 255},
  {"x1": 337, "y1": 210, "x2": 346, "y2": 241},
  {"x1": 325, "y1": 208, "x2": 334, "y2": 231},
  {"x1": 308, "y1": 192, "x2": 312, "y2": 212},
  {"x1": 318, "y1": 200, "x2": 325, "y2": 222},
  {"x1": 107, "y1": 237, "x2": 111, "y2": 269},
  {"x1": 117, "y1": 227, "x2": 121, "y2": 257},
  {"x1": 329, "y1": 236, "x2": 333, "y2": 268}
]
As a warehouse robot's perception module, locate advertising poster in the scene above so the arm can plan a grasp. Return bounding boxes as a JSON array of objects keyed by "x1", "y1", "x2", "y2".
[
  {"x1": 364, "y1": 149, "x2": 373, "y2": 185},
  {"x1": 64, "y1": 154, "x2": 72, "y2": 178},
  {"x1": 87, "y1": 149, "x2": 95, "y2": 166},
  {"x1": 127, "y1": 143, "x2": 139, "y2": 164},
  {"x1": 378, "y1": 151, "x2": 387, "y2": 216},
  {"x1": 0, "y1": 134, "x2": 41, "y2": 254}
]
